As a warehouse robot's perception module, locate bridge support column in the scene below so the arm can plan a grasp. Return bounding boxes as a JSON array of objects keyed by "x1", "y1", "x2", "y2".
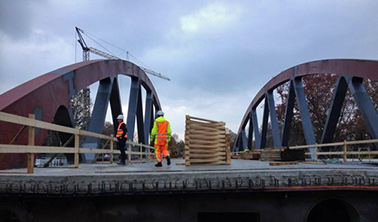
[
  {"x1": 109, "y1": 77, "x2": 123, "y2": 133},
  {"x1": 293, "y1": 77, "x2": 316, "y2": 159},
  {"x1": 282, "y1": 80, "x2": 296, "y2": 147},
  {"x1": 83, "y1": 77, "x2": 115, "y2": 162},
  {"x1": 321, "y1": 76, "x2": 348, "y2": 146},
  {"x1": 144, "y1": 92, "x2": 154, "y2": 145},
  {"x1": 347, "y1": 77, "x2": 378, "y2": 142},
  {"x1": 126, "y1": 77, "x2": 141, "y2": 142}
]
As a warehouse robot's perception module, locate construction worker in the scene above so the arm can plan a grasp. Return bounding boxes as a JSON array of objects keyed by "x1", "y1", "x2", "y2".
[
  {"x1": 115, "y1": 114, "x2": 127, "y2": 165},
  {"x1": 150, "y1": 110, "x2": 171, "y2": 167}
]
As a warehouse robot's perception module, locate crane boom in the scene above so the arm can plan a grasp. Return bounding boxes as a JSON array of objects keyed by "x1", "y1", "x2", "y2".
[{"x1": 75, "y1": 27, "x2": 170, "y2": 81}]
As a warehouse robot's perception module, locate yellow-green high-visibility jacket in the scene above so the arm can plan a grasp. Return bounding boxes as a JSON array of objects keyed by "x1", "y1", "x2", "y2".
[{"x1": 150, "y1": 116, "x2": 171, "y2": 145}]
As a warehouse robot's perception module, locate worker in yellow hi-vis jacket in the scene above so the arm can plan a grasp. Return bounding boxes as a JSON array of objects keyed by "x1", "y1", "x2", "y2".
[{"x1": 150, "y1": 110, "x2": 171, "y2": 167}]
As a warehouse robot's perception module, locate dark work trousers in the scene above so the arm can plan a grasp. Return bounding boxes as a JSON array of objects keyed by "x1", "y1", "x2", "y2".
[{"x1": 118, "y1": 138, "x2": 126, "y2": 163}]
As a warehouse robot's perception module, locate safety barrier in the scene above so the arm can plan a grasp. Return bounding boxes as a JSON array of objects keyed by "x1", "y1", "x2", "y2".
[
  {"x1": 235, "y1": 139, "x2": 378, "y2": 163},
  {"x1": 0, "y1": 111, "x2": 154, "y2": 173},
  {"x1": 289, "y1": 140, "x2": 378, "y2": 162}
]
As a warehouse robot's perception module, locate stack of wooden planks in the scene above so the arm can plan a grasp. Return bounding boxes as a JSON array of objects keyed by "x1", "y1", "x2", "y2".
[
  {"x1": 261, "y1": 148, "x2": 306, "y2": 162},
  {"x1": 184, "y1": 115, "x2": 231, "y2": 166},
  {"x1": 261, "y1": 148, "x2": 283, "y2": 161},
  {"x1": 240, "y1": 151, "x2": 261, "y2": 160}
]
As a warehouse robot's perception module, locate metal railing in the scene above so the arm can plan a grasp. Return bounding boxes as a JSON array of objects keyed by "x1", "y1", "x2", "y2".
[{"x1": 0, "y1": 111, "x2": 154, "y2": 173}]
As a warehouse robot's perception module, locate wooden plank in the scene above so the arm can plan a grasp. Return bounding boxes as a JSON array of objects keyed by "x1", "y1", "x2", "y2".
[
  {"x1": 189, "y1": 144, "x2": 223, "y2": 149},
  {"x1": 225, "y1": 132, "x2": 231, "y2": 164},
  {"x1": 302, "y1": 161, "x2": 327, "y2": 165},
  {"x1": 189, "y1": 153, "x2": 226, "y2": 158},
  {"x1": 110, "y1": 134, "x2": 114, "y2": 163},
  {"x1": 0, "y1": 111, "x2": 114, "y2": 141},
  {"x1": 0, "y1": 171, "x2": 29, "y2": 174},
  {"x1": 188, "y1": 123, "x2": 226, "y2": 131},
  {"x1": 0, "y1": 111, "x2": 78, "y2": 135},
  {"x1": 188, "y1": 138, "x2": 225, "y2": 144},
  {"x1": 187, "y1": 148, "x2": 225, "y2": 153},
  {"x1": 269, "y1": 161, "x2": 298, "y2": 166},
  {"x1": 10, "y1": 125, "x2": 27, "y2": 145},
  {"x1": 27, "y1": 114, "x2": 35, "y2": 174},
  {"x1": 188, "y1": 115, "x2": 224, "y2": 124},
  {"x1": 189, "y1": 134, "x2": 225, "y2": 140},
  {"x1": 0, "y1": 145, "x2": 79, "y2": 153},
  {"x1": 190, "y1": 161, "x2": 227, "y2": 165},
  {"x1": 188, "y1": 156, "x2": 225, "y2": 163},
  {"x1": 188, "y1": 120, "x2": 225, "y2": 126},
  {"x1": 74, "y1": 126, "x2": 79, "y2": 168},
  {"x1": 188, "y1": 128, "x2": 224, "y2": 135},
  {"x1": 44, "y1": 135, "x2": 74, "y2": 167},
  {"x1": 79, "y1": 148, "x2": 120, "y2": 154}
]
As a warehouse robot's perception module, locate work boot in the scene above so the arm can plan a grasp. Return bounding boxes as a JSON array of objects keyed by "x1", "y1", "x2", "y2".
[
  {"x1": 166, "y1": 156, "x2": 171, "y2": 166},
  {"x1": 155, "y1": 162, "x2": 162, "y2": 167}
]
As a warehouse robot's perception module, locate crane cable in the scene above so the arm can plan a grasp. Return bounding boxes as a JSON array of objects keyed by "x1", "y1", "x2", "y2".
[{"x1": 78, "y1": 28, "x2": 153, "y2": 70}]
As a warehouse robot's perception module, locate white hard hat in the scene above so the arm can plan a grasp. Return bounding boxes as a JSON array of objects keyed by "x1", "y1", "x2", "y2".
[
  {"x1": 117, "y1": 114, "x2": 124, "y2": 120},
  {"x1": 156, "y1": 110, "x2": 164, "y2": 117}
]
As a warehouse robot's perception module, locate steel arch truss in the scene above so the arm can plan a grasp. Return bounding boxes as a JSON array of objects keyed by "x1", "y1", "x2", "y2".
[
  {"x1": 235, "y1": 59, "x2": 378, "y2": 159},
  {"x1": 0, "y1": 60, "x2": 162, "y2": 168}
]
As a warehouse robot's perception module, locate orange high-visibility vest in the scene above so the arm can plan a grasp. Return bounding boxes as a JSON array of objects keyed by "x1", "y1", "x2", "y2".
[
  {"x1": 116, "y1": 122, "x2": 127, "y2": 138},
  {"x1": 156, "y1": 121, "x2": 169, "y2": 145}
]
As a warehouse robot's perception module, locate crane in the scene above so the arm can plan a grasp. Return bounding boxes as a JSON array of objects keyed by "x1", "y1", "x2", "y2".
[{"x1": 76, "y1": 27, "x2": 170, "y2": 81}]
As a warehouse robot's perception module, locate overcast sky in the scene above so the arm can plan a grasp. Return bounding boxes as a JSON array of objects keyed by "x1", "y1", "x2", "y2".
[{"x1": 1, "y1": 0, "x2": 378, "y2": 140}]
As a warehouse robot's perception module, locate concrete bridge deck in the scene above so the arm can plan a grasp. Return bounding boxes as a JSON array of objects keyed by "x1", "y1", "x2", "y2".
[
  {"x1": 1, "y1": 159, "x2": 378, "y2": 222},
  {"x1": 1, "y1": 159, "x2": 377, "y2": 196}
]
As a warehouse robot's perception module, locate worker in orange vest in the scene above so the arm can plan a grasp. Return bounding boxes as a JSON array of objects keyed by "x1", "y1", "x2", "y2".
[
  {"x1": 150, "y1": 110, "x2": 171, "y2": 167},
  {"x1": 115, "y1": 114, "x2": 128, "y2": 165}
]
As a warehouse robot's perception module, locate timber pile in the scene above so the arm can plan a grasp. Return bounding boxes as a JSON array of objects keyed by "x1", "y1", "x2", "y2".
[
  {"x1": 184, "y1": 115, "x2": 231, "y2": 166},
  {"x1": 261, "y1": 148, "x2": 305, "y2": 162},
  {"x1": 281, "y1": 148, "x2": 305, "y2": 161},
  {"x1": 240, "y1": 151, "x2": 261, "y2": 160},
  {"x1": 261, "y1": 149, "x2": 283, "y2": 161}
]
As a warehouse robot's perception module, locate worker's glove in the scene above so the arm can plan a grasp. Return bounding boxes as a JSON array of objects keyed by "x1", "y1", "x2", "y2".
[{"x1": 149, "y1": 141, "x2": 154, "y2": 147}]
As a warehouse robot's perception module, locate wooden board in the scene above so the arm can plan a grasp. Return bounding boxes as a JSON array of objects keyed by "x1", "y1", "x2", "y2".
[{"x1": 269, "y1": 161, "x2": 299, "y2": 166}]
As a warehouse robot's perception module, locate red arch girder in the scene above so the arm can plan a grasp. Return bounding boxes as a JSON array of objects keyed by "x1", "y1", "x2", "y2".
[
  {"x1": 236, "y1": 59, "x2": 378, "y2": 150},
  {"x1": 0, "y1": 59, "x2": 161, "y2": 169}
]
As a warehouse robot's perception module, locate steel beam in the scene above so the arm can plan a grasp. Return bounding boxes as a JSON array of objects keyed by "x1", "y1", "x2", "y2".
[
  {"x1": 321, "y1": 76, "x2": 348, "y2": 145},
  {"x1": 241, "y1": 129, "x2": 247, "y2": 151},
  {"x1": 260, "y1": 96, "x2": 269, "y2": 149},
  {"x1": 281, "y1": 80, "x2": 296, "y2": 147},
  {"x1": 267, "y1": 90, "x2": 281, "y2": 148},
  {"x1": 126, "y1": 77, "x2": 141, "y2": 141},
  {"x1": 293, "y1": 77, "x2": 316, "y2": 159},
  {"x1": 247, "y1": 112, "x2": 253, "y2": 150},
  {"x1": 252, "y1": 109, "x2": 261, "y2": 149},
  {"x1": 136, "y1": 86, "x2": 145, "y2": 144},
  {"x1": 347, "y1": 77, "x2": 378, "y2": 140},
  {"x1": 144, "y1": 91, "x2": 154, "y2": 145},
  {"x1": 109, "y1": 77, "x2": 123, "y2": 133},
  {"x1": 84, "y1": 77, "x2": 114, "y2": 162}
]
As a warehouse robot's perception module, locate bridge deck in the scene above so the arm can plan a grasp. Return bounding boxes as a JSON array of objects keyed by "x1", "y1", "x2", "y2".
[{"x1": 1, "y1": 159, "x2": 377, "y2": 196}]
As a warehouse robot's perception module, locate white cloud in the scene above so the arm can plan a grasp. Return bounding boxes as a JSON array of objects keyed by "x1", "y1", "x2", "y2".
[
  {"x1": 0, "y1": 30, "x2": 74, "y2": 93},
  {"x1": 179, "y1": 2, "x2": 243, "y2": 35}
]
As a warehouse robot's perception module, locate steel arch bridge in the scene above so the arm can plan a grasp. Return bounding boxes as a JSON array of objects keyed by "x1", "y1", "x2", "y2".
[
  {"x1": 0, "y1": 60, "x2": 162, "y2": 169},
  {"x1": 235, "y1": 59, "x2": 378, "y2": 158}
]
